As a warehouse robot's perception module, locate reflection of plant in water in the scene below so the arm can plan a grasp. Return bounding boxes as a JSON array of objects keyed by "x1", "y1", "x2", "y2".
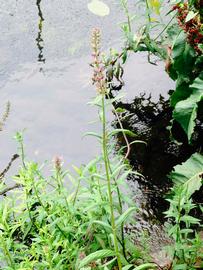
[
  {"x1": 0, "y1": 101, "x2": 10, "y2": 131},
  {"x1": 36, "y1": 0, "x2": 45, "y2": 64},
  {"x1": 0, "y1": 102, "x2": 20, "y2": 194},
  {"x1": 112, "y1": 93, "x2": 203, "y2": 221}
]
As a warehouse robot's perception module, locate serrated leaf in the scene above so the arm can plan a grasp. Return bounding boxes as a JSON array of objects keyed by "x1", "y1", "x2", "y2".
[
  {"x1": 87, "y1": 0, "x2": 110, "y2": 17},
  {"x1": 78, "y1": 249, "x2": 115, "y2": 268}
]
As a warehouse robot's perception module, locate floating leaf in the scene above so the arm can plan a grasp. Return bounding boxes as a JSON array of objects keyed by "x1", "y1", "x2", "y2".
[{"x1": 87, "y1": 0, "x2": 110, "y2": 17}]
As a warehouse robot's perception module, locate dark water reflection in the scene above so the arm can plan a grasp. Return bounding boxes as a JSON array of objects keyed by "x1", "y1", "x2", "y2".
[
  {"x1": 0, "y1": 1, "x2": 183, "y2": 248},
  {"x1": 36, "y1": 0, "x2": 45, "y2": 64},
  {"x1": 113, "y1": 93, "x2": 203, "y2": 221}
]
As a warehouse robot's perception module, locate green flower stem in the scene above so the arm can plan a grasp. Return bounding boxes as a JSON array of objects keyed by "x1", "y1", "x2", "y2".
[
  {"x1": 101, "y1": 94, "x2": 122, "y2": 270},
  {"x1": 121, "y1": 0, "x2": 131, "y2": 32}
]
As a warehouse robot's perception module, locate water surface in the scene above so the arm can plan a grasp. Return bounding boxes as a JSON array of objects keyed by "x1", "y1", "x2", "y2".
[{"x1": 0, "y1": 0, "x2": 174, "y2": 168}]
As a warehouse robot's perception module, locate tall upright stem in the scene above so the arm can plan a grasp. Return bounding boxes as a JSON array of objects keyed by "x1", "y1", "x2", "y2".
[{"x1": 101, "y1": 95, "x2": 122, "y2": 270}]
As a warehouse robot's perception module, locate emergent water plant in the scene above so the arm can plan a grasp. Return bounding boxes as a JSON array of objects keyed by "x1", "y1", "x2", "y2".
[
  {"x1": 165, "y1": 153, "x2": 203, "y2": 269},
  {"x1": 0, "y1": 29, "x2": 156, "y2": 270}
]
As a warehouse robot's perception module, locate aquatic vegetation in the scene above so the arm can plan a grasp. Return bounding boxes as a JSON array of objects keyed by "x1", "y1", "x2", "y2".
[
  {"x1": 0, "y1": 0, "x2": 202, "y2": 269},
  {"x1": 87, "y1": 0, "x2": 203, "y2": 268},
  {"x1": 165, "y1": 153, "x2": 203, "y2": 268},
  {"x1": 0, "y1": 29, "x2": 154, "y2": 270},
  {"x1": 96, "y1": 0, "x2": 203, "y2": 144}
]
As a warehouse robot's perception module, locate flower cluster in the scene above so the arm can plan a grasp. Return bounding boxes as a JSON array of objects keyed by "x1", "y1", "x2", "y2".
[
  {"x1": 53, "y1": 156, "x2": 63, "y2": 171},
  {"x1": 91, "y1": 28, "x2": 107, "y2": 94},
  {"x1": 173, "y1": 3, "x2": 203, "y2": 54}
]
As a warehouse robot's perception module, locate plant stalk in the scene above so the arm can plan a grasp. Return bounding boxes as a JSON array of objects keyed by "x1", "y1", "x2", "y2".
[{"x1": 101, "y1": 94, "x2": 122, "y2": 270}]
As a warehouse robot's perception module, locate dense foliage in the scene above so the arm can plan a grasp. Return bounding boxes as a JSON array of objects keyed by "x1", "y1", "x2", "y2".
[{"x1": 0, "y1": 0, "x2": 202, "y2": 269}]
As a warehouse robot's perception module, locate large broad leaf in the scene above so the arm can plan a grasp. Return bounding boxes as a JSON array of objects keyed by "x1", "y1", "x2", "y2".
[
  {"x1": 170, "y1": 31, "x2": 196, "y2": 108},
  {"x1": 87, "y1": 0, "x2": 110, "y2": 17},
  {"x1": 169, "y1": 153, "x2": 203, "y2": 197},
  {"x1": 170, "y1": 79, "x2": 192, "y2": 107},
  {"x1": 172, "y1": 31, "x2": 196, "y2": 78},
  {"x1": 173, "y1": 74, "x2": 203, "y2": 141}
]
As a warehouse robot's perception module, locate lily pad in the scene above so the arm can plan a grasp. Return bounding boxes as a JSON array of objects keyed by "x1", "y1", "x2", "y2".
[{"x1": 87, "y1": 0, "x2": 110, "y2": 17}]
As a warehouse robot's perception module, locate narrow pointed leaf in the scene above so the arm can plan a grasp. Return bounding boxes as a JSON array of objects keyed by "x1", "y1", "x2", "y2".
[
  {"x1": 116, "y1": 207, "x2": 136, "y2": 228},
  {"x1": 78, "y1": 249, "x2": 115, "y2": 268}
]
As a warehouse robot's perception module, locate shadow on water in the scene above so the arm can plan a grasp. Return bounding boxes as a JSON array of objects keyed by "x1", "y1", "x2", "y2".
[
  {"x1": 112, "y1": 90, "x2": 203, "y2": 222},
  {"x1": 36, "y1": 0, "x2": 46, "y2": 66}
]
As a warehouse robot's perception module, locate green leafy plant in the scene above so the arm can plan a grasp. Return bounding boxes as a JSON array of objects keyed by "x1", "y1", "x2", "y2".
[
  {"x1": 167, "y1": 1, "x2": 203, "y2": 142},
  {"x1": 0, "y1": 29, "x2": 156, "y2": 270},
  {"x1": 107, "y1": 0, "x2": 203, "y2": 143},
  {"x1": 165, "y1": 153, "x2": 203, "y2": 269}
]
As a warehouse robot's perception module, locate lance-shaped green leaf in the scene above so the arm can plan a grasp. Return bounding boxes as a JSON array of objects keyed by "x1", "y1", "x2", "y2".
[
  {"x1": 169, "y1": 153, "x2": 203, "y2": 197},
  {"x1": 134, "y1": 263, "x2": 157, "y2": 270},
  {"x1": 78, "y1": 249, "x2": 115, "y2": 268},
  {"x1": 115, "y1": 207, "x2": 137, "y2": 228}
]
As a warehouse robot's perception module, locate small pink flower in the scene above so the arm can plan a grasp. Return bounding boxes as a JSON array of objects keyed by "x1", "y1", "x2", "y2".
[
  {"x1": 53, "y1": 156, "x2": 63, "y2": 171},
  {"x1": 90, "y1": 28, "x2": 107, "y2": 94}
]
